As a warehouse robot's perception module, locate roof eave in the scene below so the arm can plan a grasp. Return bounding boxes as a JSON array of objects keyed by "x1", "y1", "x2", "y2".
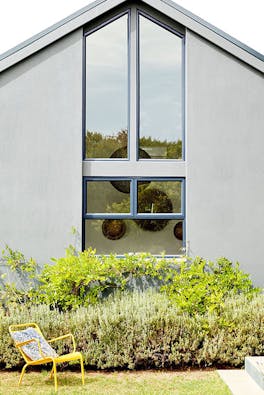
[{"x1": 0, "y1": 0, "x2": 263, "y2": 73}]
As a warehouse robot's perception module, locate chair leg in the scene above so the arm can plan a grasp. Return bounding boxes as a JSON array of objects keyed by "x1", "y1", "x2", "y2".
[
  {"x1": 53, "y1": 361, "x2": 58, "y2": 392},
  {"x1": 19, "y1": 364, "x2": 28, "y2": 386},
  {"x1": 50, "y1": 366, "x2": 54, "y2": 379},
  {"x1": 80, "y1": 355, "x2": 85, "y2": 385}
]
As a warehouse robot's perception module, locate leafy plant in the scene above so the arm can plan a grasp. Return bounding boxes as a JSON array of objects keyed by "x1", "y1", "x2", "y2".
[
  {"x1": 37, "y1": 247, "x2": 175, "y2": 310},
  {"x1": 0, "y1": 245, "x2": 39, "y2": 308},
  {"x1": 161, "y1": 257, "x2": 260, "y2": 315},
  {"x1": 0, "y1": 244, "x2": 260, "y2": 316}
]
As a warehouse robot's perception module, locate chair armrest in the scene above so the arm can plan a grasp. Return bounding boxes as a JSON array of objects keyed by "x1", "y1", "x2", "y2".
[
  {"x1": 48, "y1": 333, "x2": 76, "y2": 352},
  {"x1": 16, "y1": 338, "x2": 45, "y2": 359}
]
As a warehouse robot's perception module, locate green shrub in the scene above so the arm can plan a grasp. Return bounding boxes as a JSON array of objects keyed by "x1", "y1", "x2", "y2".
[
  {"x1": 1, "y1": 291, "x2": 264, "y2": 370},
  {"x1": 1, "y1": 246, "x2": 262, "y2": 370},
  {"x1": 1, "y1": 246, "x2": 260, "y2": 315},
  {"x1": 161, "y1": 257, "x2": 260, "y2": 315},
  {"x1": 0, "y1": 245, "x2": 39, "y2": 307},
  {"x1": 35, "y1": 247, "x2": 175, "y2": 309}
]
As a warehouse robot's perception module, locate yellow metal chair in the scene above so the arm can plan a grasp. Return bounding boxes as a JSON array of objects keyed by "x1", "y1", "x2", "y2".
[{"x1": 9, "y1": 322, "x2": 85, "y2": 392}]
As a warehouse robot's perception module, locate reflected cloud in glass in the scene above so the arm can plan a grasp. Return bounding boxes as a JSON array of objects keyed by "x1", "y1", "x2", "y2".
[
  {"x1": 139, "y1": 15, "x2": 183, "y2": 159},
  {"x1": 85, "y1": 15, "x2": 128, "y2": 158}
]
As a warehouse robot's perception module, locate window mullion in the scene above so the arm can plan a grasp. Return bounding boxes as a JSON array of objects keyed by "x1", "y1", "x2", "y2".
[
  {"x1": 129, "y1": 7, "x2": 137, "y2": 162},
  {"x1": 131, "y1": 178, "x2": 137, "y2": 216}
]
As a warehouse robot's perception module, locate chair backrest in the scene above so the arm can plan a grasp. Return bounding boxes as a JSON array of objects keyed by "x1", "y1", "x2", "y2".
[{"x1": 9, "y1": 323, "x2": 58, "y2": 362}]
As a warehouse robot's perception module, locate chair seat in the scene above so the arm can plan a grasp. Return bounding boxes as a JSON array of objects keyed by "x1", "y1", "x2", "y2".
[
  {"x1": 25, "y1": 351, "x2": 83, "y2": 365},
  {"x1": 54, "y1": 351, "x2": 83, "y2": 363}
]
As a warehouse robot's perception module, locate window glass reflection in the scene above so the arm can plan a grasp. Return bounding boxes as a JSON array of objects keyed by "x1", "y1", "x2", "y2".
[
  {"x1": 85, "y1": 15, "x2": 128, "y2": 159},
  {"x1": 139, "y1": 15, "x2": 183, "y2": 159},
  {"x1": 86, "y1": 181, "x2": 130, "y2": 213},
  {"x1": 137, "y1": 180, "x2": 182, "y2": 214},
  {"x1": 85, "y1": 219, "x2": 184, "y2": 254}
]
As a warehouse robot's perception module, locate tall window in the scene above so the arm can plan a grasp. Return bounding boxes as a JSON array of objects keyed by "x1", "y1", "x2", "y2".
[{"x1": 83, "y1": 8, "x2": 185, "y2": 255}]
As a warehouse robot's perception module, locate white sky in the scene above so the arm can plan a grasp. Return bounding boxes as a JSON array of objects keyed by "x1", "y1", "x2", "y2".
[{"x1": 0, "y1": 0, "x2": 263, "y2": 56}]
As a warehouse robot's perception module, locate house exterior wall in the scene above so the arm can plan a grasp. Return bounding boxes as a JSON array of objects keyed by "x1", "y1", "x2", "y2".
[
  {"x1": 0, "y1": 16, "x2": 263, "y2": 285},
  {"x1": 0, "y1": 29, "x2": 83, "y2": 264},
  {"x1": 186, "y1": 30, "x2": 264, "y2": 285}
]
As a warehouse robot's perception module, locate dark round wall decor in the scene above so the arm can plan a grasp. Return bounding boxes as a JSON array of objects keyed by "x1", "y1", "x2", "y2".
[
  {"x1": 173, "y1": 221, "x2": 183, "y2": 240},
  {"x1": 110, "y1": 146, "x2": 151, "y2": 193},
  {"x1": 102, "y1": 219, "x2": 126, "y2": 240},
  {"x1": 134, "y1": 218, "x2": 169, "y2": 232},
  {"x1": 135, "y1": 188, "x2": 173, "y2": 231}
]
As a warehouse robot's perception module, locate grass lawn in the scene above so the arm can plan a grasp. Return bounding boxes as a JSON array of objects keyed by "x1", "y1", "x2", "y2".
[{"x1": 0, "y1": 369, "x2": 231, "y2": 395}]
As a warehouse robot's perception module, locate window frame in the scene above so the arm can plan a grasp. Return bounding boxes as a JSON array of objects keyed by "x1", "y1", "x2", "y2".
[
  {"x1": 83, "y1": 177, "x2": 186, "y2": 254},
  {"x1": 83, "y1": 6, "x2": 185, "y2": 162},
  {"x1": 83, "y1": 9, "x2": 131, "y2": 161},
  {"x1": 82, "y1": 4, "x2": 186, "y2": 256},
  {"x1": 83, "y1": 177, "x2": 185, "y2": 219}
]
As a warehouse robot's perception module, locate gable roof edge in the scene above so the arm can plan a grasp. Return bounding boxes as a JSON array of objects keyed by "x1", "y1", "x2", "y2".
[
  {"x1": 0, "y1": 0, "x2": 263, "y2": 73},
  {"x1": 144, "y1": 0, "x2": 263, "y2": 72},
  {"x1": 162, "y1": 0, "x2": 263, "y2": 62},
  {"x1": 0, "y1": 0, "x2": 123, "y2": 73}
]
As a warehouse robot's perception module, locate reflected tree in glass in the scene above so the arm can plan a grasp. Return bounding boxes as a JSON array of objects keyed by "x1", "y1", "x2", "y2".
[
  {"x1": 86, "y1": 181, "x2": 131, "y2": 213},
  {"x1": 86, "y1": 15, "x2": 128, "y2": 158}
]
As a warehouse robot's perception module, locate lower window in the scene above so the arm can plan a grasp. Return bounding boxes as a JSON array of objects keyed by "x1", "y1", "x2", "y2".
[{"x1": 83, "y1": 178, "x2": 185, "y2": 255}]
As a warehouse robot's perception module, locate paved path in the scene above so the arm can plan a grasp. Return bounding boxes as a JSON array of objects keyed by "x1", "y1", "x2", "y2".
[{"x1": 218, "y1": 369, "x2": 264, "y2": 394}]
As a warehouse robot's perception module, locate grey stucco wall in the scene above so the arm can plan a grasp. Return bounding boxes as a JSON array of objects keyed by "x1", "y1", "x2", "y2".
[
  {"x1": 186, "y1": 31, "x2": 264, "y2": 285},
  {"x1": 0, "y1": 19, "x2": 263, "y2": 287},
  {"x1": 0, "y1": 29, "x2": 83, "y2": 264}
]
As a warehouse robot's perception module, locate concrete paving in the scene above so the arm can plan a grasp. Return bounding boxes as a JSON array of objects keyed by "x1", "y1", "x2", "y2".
[
  {"x1": 245, "y1": 356, "x2": 264, "y2": 390},
  {"x1": 218, "y1": 369, "x2": 264, "y2": 395}
]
